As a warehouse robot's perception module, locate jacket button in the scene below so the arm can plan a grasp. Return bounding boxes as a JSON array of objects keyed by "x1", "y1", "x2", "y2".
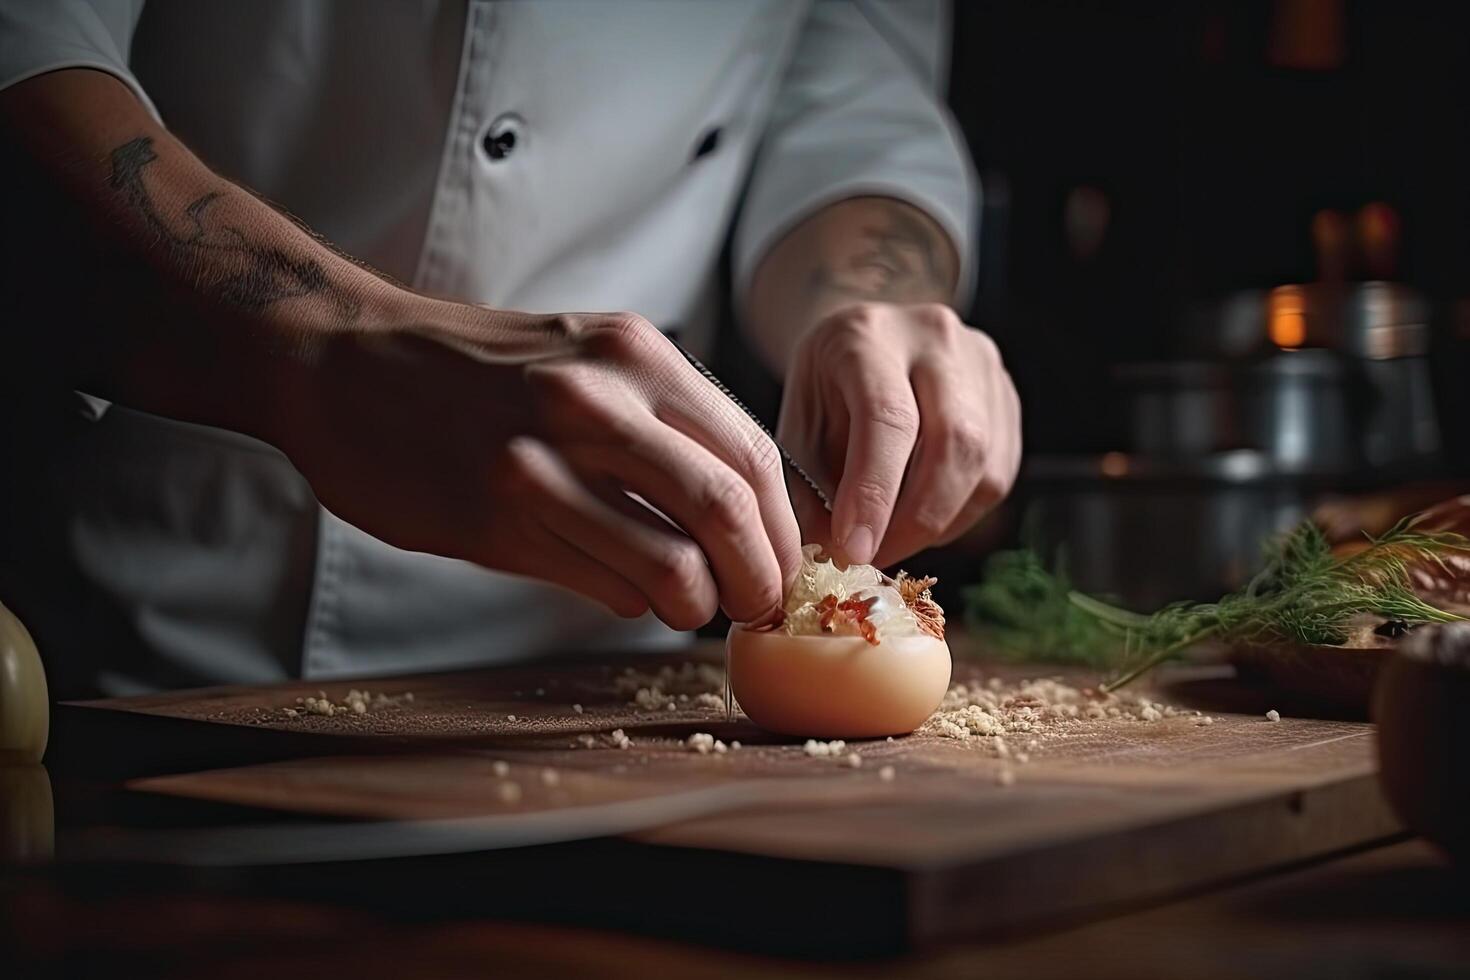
[
  {"x1": 481, "y1": 115, "x2": 522, "y2": 161},
  {"x1": 483, "y1": 128, "x2": 516, "y2": 160}
]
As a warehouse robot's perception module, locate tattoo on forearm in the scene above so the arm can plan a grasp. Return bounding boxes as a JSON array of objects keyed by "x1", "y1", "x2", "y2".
[
  {"x1": 109, "y1": 137, "x2": 360, "y2": 322},
  {"x1": 808, "y1": 202, "x2": 953, "y2": 304}
]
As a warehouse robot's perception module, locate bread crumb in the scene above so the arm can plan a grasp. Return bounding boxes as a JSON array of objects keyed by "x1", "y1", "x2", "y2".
[
  {"x1": 846, "y1": 753, "x2": 863, "y2": 768},
  {"x1": 996, "y1": 767, "x2": 1016, "y2": 787},
  {"x1": 1266, "y1": 709, "x2": 1281, "y2": 722},
  {"x1": 687, "y1": 732, "x2": 716, "y2": 754},
  {"x1": 491, "y1": 760, "x2": 510, "y2": 778},
  {"x1": 506, "y1": 714, "x2": 517, "y2": 722},
  {"x1": 1140, "y1": 705, "x2": 1162, "y2": 722},
  {"x1": 610, "y1": 729, "x2": 632, "y2": 750},
  {"x1": 572, "y1": 703, "x2": 584, "y2": 714},
  {"x1": 878, "y1": 765, "x2": 896, "y2": 782},
  {"x1": 803, "y1": 739, "x2": 847, "y2": 757},
  {"x1": 540, "y1": 768, "x2": 560, "y2": 786},
  {"x1": 1195, "y1": 716, "x2": 1215, "y2": 726},
  {"x1": 729, "y1": 740, "x2": 742, "y2": 751},
  {"x1": 497, "y1": 781, "x2": 522, "y2": 804}
]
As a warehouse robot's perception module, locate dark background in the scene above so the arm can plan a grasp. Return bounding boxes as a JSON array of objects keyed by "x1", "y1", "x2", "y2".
[{"x1": 947, "y1": 0, "x2": 1470, "y2": 460}]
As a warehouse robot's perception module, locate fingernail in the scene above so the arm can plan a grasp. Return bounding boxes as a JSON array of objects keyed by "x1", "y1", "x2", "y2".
[{"x1": 842, "y1": 524, "x2": 875, "y2": 565}]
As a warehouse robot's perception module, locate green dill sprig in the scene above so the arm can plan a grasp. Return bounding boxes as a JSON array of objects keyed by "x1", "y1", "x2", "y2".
[{"x1": 963, "y1": 515, "x2": 1469, "y2": 690}]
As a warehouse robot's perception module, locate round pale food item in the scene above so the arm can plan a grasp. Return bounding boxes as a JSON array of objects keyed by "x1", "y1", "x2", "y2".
[{"x1": 727, "y1": 626, "x2": 951, "y2": 739}]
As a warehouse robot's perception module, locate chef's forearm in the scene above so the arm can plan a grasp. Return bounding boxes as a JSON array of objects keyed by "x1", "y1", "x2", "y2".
[
  {"x1": 0, "y1": 68, "x2": 412, "y2": 448},
  {"x1": 742, "y1": 196, "x2": 960, "y2": 375}
]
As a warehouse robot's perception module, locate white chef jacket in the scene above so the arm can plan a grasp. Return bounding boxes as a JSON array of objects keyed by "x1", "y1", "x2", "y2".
[{"x1": 0, "y1": 0, "x2": 977, "y2": 696}]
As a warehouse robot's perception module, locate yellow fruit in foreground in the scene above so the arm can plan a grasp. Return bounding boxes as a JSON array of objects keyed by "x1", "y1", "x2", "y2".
[
  {"x1": 0, "y1": 600, "x2": 48, "y2": 765},
  {"x1": 0, "y1": 765, "x2": 53, "y2": 863}
]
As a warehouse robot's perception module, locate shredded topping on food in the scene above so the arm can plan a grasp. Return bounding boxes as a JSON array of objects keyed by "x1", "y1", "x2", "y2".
[{"x1": 779, "y1": 545, "x2": 945, "y2": 644}]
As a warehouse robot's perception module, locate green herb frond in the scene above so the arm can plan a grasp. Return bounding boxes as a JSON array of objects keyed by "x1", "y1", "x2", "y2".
[{"x1": 964, "y1": 514, "x2": 1470, "y2": 690}]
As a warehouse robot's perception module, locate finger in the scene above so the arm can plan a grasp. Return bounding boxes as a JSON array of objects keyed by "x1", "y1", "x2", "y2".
[
  {"x1": 829, "y1": 361, "x2": 920, "y2": 566},
  {"x1": 505, "y1": 522, "x2": 650, "y2": 621},
  {"x1": 878, "y1": 360, "x2": 989, "y2": 564},
  {"x1": 562, "y1": 417, "x2": 785, "y2": 623},
  {"x1": 654, "y1": 352, "x2": 804, "y2": 586},
  {"x1": 511, "y1": 440, "x2": 720, "y2": 629}
]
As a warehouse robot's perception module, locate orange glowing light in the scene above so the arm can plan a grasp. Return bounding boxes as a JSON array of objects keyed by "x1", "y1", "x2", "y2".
[
  {"x1": 1268, "y1": 286, "x2": 1307, "y2": 349},
  {"x1": 1100, "y1": 452, "x2": 1129, "y2": 478}
]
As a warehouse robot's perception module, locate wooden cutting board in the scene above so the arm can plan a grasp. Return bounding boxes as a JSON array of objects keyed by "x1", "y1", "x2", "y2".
[{"x1": 57, "y1": 643, "x2": 1400, "y2": 951}]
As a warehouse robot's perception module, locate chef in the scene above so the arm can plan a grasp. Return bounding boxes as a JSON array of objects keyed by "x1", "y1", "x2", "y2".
[{"x1": 0, "y1": 1, "x2": 1020, "y2": 697}]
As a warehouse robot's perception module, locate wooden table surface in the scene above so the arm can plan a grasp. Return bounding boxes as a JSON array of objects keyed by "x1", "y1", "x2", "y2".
[{"x1": 5, "y1": 641, "x2": 1466, "y2": 975}]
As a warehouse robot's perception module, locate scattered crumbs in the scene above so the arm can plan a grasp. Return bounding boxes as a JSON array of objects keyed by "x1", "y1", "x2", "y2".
[
  {"x1": 572, "y1": 703, "x2": 584, "y2": 714},
  {"x1": 885, "y1": 736, "x2": 894, "y2": 742},
  {"x1": 845, "y1": 753, "x2": 862, "y2": 769},
  {"x1": 1015, "y1": 752, "x2": 1031, "y2": 764},
  {"x1": 497, "y1": 782, "x2": 523, "y2": 804},
  {"x1": 1266, "y1": 709, "x2": 1281, "y2": 723},
  {"x1": 610, "y1": 729, "x2": 633, "y2": 750},
  {"x1": 507, "y1": 714, "x2": 518, "y2": 722},
  {"x1": 924, "y1": 675, "x2": 1185, "y2": 749},
  {"x1": 491, "y1": 760, "x2": 510, "y2": 778},
  {"x1": 617, "y1": 662, "x2": 726, "y2": 713},
  {"x1": 729, "y1": 740, "x2": 742, "y2": 751},
  {"x1": 540, "y1": 768, "x2": 560, "y2": 786},
  {"x1": 803, "y1": 739, "x2": 847, "y2": 758},
  {"x1": 996, "y1": 767, "x2": 1016, "y2": 787},
  {"x1": 1195, "y1": 715, "x2": 1215, "y2": 727},
  {"x1": 576, "y1": 734, "x2": 598, "y2": 749},
  {"x1": 878, "y1": 765, "x2": 896, "y2": 782},
  {"x1": 714, "y1": 739, "x2": 728, "y2": 754},
  {"x1": 687, "y1": 733, "x2": 716, "y2": 754},
  {"x1": 280, "y1": 688, "x2": 414, "y2": 722}
]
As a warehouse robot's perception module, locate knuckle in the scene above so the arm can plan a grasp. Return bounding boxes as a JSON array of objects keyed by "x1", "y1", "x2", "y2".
[
  {"x1": 738, "y1": 430, "x2": 783, "y2": 483},
  {"x1": 701, "y1": 473, "x2": 759, "y2": 536},
  {"x1": 587, "y1": 312, "x2": 660, "y2": 362},
  {"x1": 653, "y1": 544, "x2": 708, "y2": 598},
  {"x1": 497, "y1": 436, "x2": 547, "y2": 497},
  {"x1": 911, "y1": 506, "x2": 951, "y2": 538},
  {"x1": 867, "y1": 398, "x2": 920, "y2": 436},
  {"x1": 847, "y1": 477, "x2": 894, "y2": 514},
  {"x1": 970, "y1": 328, "x2": 1003, "y2": 363},
  {"x1": 944, "y1": 420, "x2": 990, "y2": 465},
  {"x1": 916, "y1": 302, "x2": 961, "y2": 332}
]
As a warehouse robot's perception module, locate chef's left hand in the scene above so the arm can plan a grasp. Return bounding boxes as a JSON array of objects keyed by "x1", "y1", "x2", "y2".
[{"x1": 777, "y1": 301, "x2": 1021, "y2": 569}]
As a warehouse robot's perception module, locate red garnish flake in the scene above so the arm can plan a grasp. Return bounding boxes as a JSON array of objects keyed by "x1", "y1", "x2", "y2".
[
  {"x1": 813, "y1": 593, "x2": 882, "y2": 644},
  {"x1": 816, "y1": 594, "x2": 840, "y2": 632},
  {"x1": 837, "y1": 595, "x2": 881, "y2": 646}
]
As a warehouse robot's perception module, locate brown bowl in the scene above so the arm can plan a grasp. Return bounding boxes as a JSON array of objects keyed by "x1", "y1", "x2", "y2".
[
  {"x1": 1228, "y1": 619, "x2": 1394, "y2": 714},
  {"x1": 1373, "y1": 624, "x2": 1470, "y2": 862}
]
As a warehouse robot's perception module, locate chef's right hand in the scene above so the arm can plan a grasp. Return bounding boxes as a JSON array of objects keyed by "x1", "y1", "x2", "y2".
[{"x1": 280, "y1": 305, "x2": 801, "y2": 630}]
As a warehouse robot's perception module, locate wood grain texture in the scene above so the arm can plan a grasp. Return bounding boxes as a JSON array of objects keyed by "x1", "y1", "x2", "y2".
[{"x1": 61, "y1": 644, "x2": 1402, "y2": 949}]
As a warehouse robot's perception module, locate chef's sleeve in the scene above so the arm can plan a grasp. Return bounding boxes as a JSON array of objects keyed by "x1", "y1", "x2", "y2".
[
  {"x1": 733, "y1": 0, "x2": 978, "y2": 311},
  {"x1": 0, "y1": 0, "x2": 156, "y2": 115}
]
